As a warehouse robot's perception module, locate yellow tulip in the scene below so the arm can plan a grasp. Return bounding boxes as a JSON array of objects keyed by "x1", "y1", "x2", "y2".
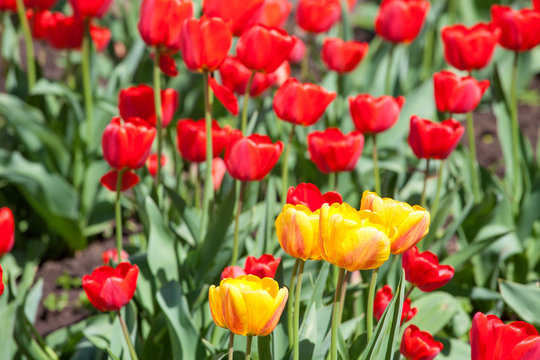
[
  {"x1": 275, "y1": 204, "x2": 321, "y2": 261},
  {"x1": 208, "y1": 275, "x2": 288, "y2": 336},
  {"x1": 360, "y1": 191, "x2": 430, "y2": 254},
  {"x1": 319, "y1": 203, "x2": 391, "y2": 271}
]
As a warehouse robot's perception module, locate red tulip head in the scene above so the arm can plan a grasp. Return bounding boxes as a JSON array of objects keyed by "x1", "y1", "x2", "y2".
[
  {"x1": 212, "y1": 158, "x2": 227, "y2": 191},
  {"x1": 441, "y1": 23, "x2": 501, "y2": 71},
  {"x1": 349, "y1": 94, "x2": 405, "y2": 134},
  {"x1": 176, "y1": 119, "x2": 231, "y2": 163},
  {"x1": 70, "y1": 0, "x2": 113, "y2": 18},
  {"x1": 203, "y1": 0, "x2": 265, "y2": 36},
  {"x1": 224, "y1": 131, "x2": 283, "y2": 181},
  {"x1": 209, "y1": 78, "x2": 239, "y2": 116},
  {"x1": 221, "y1": 266, "x2": 246, "y2": 280},
  {"x1": 296, "y1": 0, "x2": 341, "y2": 33},
  {"x1": 82, "y1": 262, "x2": 139, "y2": 312},
  {"x1": 102, "y1": 248, "x2": 129, "y2": 265},
  {"x1": 408, "y1": 116, "x2": 464, "y2": 160},
  {"x1": 244, "y1": 254, "x2": 281, "y2": 279},
  {"x1": 146, "y1": 153, "x2": 167, "y2": 177},
  {"x1": 375, "y1": 0, "x2": 430, "y2": 44},
  {"x1": 400, "y1": 325, "x2": 443, "y2": 360},
  {"x1": 255, "y1": 0, "x2": 292, "y2": 28},
  {"x1": 491, "y1": 5, "x2": 540, "y2": 52},
  {"x1": 219, "y1": 57, "x2": 277, "y2": 97},
  {"x1": 0, "y1": 207, "x2": 15, "y2": 257},
  {"x1": 100, "y1": 170, "x2": 141, "y2": 192},
  {"x1": 307, "y1": 128, "x2": 364, "y2": 174},
  {"x1": 374, "y1": 285, "x2": 417, "y2": 324},
  {"x1": 286, "y1": 183, "x2": 343, "y2": 212},
  {"x1": 321, "y1": 38, "x2": 369, "y2": 74},
  {"x1": 433, "y1": 71, "x2": 489, "y2": 114},
  {"x1": 273, "y1": 78, "x2": 336, "y2": 126},
  {"x1": 27, "y1": 10, "x2": 53, "y2": 40},
  {"x1": 119, "y1": 85, "x2": 179, "y2": 128},
  {"x1": 402, "y1": 246, "x2": 455, "y2": 292}
]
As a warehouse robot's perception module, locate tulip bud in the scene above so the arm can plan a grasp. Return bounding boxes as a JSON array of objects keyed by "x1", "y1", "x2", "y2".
[
  {"x1": 307, "y1": 128, "x2": 364, "y2": 174},
  {"x1": 400, "y1": 325, "x2": 443, "y2": 360},
  {"x1": 321, "y1": 38, "x2": 369, "y2": 74},
  {"x1": 402, "y1": 246, "x2": 455, "y2": 292},
  {"x1": 244, "y1": 255, "x2": 281, "y2": 278},
  {"x1": 221, "y1": 266, "x2": 246, "y2": 280},
  {"x1": 102, "y1": 248, "x2": 129, "y2": 264},
  {"x1": 176, "y1": 119, "x2": 231, "y2": 163},
  {"x1": 0, "y1": 207, "x2": 15, "y2": 257},
  {"x1": 375, "y1": 0, "x2": 430, "y2": 44},
  {"x1": 349, "y1": 94, "x2": 405, "y2": 134},
  {"x1": 119, "y1": 85, "x2": 179, "y2": 128},
  {"x1": 491, "y1": 5, "x2": 540, "y2": 52},
  {"x1": 146, "y1": 154, "x2": 167, "y2": 177},
  {"x1": 408, "y1": 116, "x2": 464, "y2": 160},
  {"x1": 296, "y1": 0, "x2": 341, "y2": 34},
  {"x1": 433, "y1": 71, "x2": 489, "y2": 114}
]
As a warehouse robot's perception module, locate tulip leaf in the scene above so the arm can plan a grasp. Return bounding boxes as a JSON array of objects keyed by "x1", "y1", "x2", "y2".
[
  {"x1": 437, "y1": 338, "x2": 471, "y2": 360},
  {"x1": 499, "y1": 280, "x2": 540, "y2": 326},
  {"x1": 258, "y1": 335, "x2": 272, "y2": 360},
  {"x1": 409, "y1": 292, "x2": 463, "y2": 335}
]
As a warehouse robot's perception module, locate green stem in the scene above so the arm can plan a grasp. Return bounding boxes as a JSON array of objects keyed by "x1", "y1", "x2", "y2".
[
  {"x1": 82, "y1": 19, "x2": 93, "y2": 149},
  {"x1": 115, "y1": 169, "x2": 125, "y2": 263},
  {"x1": 293, "y1": 260, "x2": 305, "y2": 360},
  {"x1": 200, "y1": 72, "x2": 214, "y2": 241},
  {"x1": 330, "y1": 267, "x2": 346, "y2": 360},
  {"x1": 231, "y1": 181, "x2": 246, "y2": 266},
  {"x1": 245, "y1": 335, "x2": 253, "y2": 360},
  {"x1": 153, "y1": 50, "x2": 164, "y2": 206},
  {"x1": 385, "y1": 44, "x2": 395, "y2": 95},
  {"x1": 372, "y1": 134, "x2": 381, "y2": 195},
  {"x1": 338, "y1": 271, "x2": 349, "y2": 321},
  {"x1": 431, "y1": 160, "x2": 445, "y2": 215},
  {"x1": 117, "y1": 310, "x2": 139, "y2": 360},
  {"x1": 24, "y1": 315, "x2": 59, "y2": 360},
  {"x1": 510, "y1": 51, "x2": 520, "y2": 209},
  {"x1": 167, "y1": 126, "x2": 181, "y2": 193},
  {"x1": 366, "y1": 267, "x2": 379, "y2": 342},
  {"x1": 420, "y1": 158, "x2": 430, "y2": 208},
  {"x1": 228, "y1": 332, "x2": 234, "y2": 360},
  {"x1": 404, "y1": 285, "x2": 415, "y2": 300},
  {"x1": 15, "y1": 0, "x2": 35, "y2": 90},
  {"x1": 241, "y1": 71, "x2": 255, "y2": 133},
  {"x1": 65, "y1": 51, "x2": 76, "y2": 90},
  {"x1": 466, "y1": 111, "x2": 481, "y2": 203},
  {"x1": 287, "y1": 259, "x2": 299, "y2": 349},
  {"x1": 281, "y1": 124, "x2": 296, "y2": 203}
]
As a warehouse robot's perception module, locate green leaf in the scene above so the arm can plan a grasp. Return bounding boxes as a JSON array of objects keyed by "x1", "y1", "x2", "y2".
[
  {"x1": 499, "y1": 280, "x2": 540, "y2": 326},
  {"x1": 258, "y1": 335, "x2": 272, "y2": 360},
  {"x1": 409, "y1": 292, "x2": 463, "y2": 335}
]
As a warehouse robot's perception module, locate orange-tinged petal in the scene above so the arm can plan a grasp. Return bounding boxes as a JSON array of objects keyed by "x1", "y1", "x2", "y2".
[
  {"x1": 258, "y1": 288, "x2": 288, "y2": 336},
  {"x1": 392, "y1": 208, "x2": 430, "y2": 253},
  {"x1": 209, "y1": 285, "x2": 226, "y2": 328},
  {"x1": 223, "y1": 284, "x2": 249, "y2": 335},
  {"x1": 334, "y1": 227, "x2": 390, "y2": 270},
  {"x1": 276, "y1": 204, "x2": 321, "y2": 260}
]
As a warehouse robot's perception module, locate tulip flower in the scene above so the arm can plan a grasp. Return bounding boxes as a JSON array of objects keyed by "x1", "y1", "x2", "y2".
[
  {"x1": 536, "y1": 0, "x2": 540, "y2": 11},
  {"x1": 221, "y1": 266, "x2": 246, "y2": 280},
  {"x1": 100, "y1": 170, "x2": 140, "y2": 192},
  {"x1": 138, "y1": 0, "x2": 193, "y2": 52},
  {"x1": 0, "y1": 0, "x2": 15, "y2": 11},
  {"x1": 224, "y1": 131, "x2": 283, "y2": 182},
  {"x1": 375, "y1": 0, "x2": 430, "y2": 44},
  {"x1": 0, "y1": 207, "x2": 15, "y2": 257},
  {"x1": 289, "y1": 36, "x2": 306, "y2": 64},
  {"x1": 244, "y1": 255, "x2": 281, "y2": 278},
  {"x1": 433, "y1": 71, "x2": 490, "y2": 114},
  {"x1": 400, "y1": 325, "x2": 443, "y2": 360},
  {"x1": 374, "y1": 285, "x2": 417, "y2": 323},
  {"x1": 27, "y1": 9, "x2": 53, "y2": 40},
  {"x1": 360, "y1": 191, "x2": 430, "y2": 254},
  {"x1": 176, "y1": 119, "x2": 231, "y2": 163},
  {"x1": 119, "y1": 85, "x2": 179, "y2": 128},
  {"x1": 441, "y1": 23, "x2": 500, "y2": 71},
  {"x1": 236, "y1": 24, "x2": 295, "y2": 74},
  {"x1": 2, "y1": 0, "x2": 56, "y2": 10},
  {"x1": 0, "y1": 265, "x2": 4, "y2": 296},
  {"x1": 255, "y1": 0, "x2": 292, "y2": 28},
  {"x1": 296, "y1": 0, "x2": 341, "y2": 34},
  {"x1": 274, "y1": 78, "x2": 337, "y2": 126},
  {"x1": 45, "y1": 13, "x2": 111, "y2": 51},
  {"x1": 146, "y1": 153, "x2": 167, "y2": 177},
  {"x1": 219, "y1": 57, "x2": 277, "y2": 97},
  {"x1": 470, "y1": 312, "x2": 540, "y2": 360},
  {"x1": 321, "y1": 38, "x2": 369, "y2": 74},
  {"x1": 349, "y1": 94, "x2": 405, "y2": 134},
  {"x1": 70, "y1": 0, "x2": 113, "y2": 18},
  {"x1": 203, "y1": 0, "x2": 265, "y2": 36},
  {"x1": 154, "y1": 52, "x2": 178, "y2": 77},
  {"x1": 212, "y1": 158, "x2": 227, "y2": 191},
  {"x1": 209, "y1": 275, "x2": 288, "y2": 336},
  {"x1": 102, "y1": 248, "x2": 129, "y2": 265},
  {"x1": 180, "y1": 17, "x2": 232, "y2": 73},
  {"x1": 402, "y1": 246, "x2": 454, "y2": 292},
  {"x1": 275, "y1": 204, "x2": 322, "y2": 261},
  {"x1": 491, "y1": 6, "x2": 540, "y2": 52},
  {"x1": 82, "y1": 262, "x2": 139, "y2": 312},
  {"x1": 286, "y1": 183, "x2": 343, "y2": 212},
  {"x1": 307, "y1": 128, "x2": 364, "y2": 174},
  {"x1": 408, "y1": 116, "x2": 464, "y2": 160},
  {"x1": 208, "y1": 77, "x2": 239, "y2": 116}
]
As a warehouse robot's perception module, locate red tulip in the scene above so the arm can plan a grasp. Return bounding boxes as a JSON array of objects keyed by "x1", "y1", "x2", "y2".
[
  {"x1": 244, "y1": 254, "x2": 281, "y2": 278},
  {"x1": 491, "y1": 5, "x2": 540, "y2": 52},
  {"x1": 82, "y1": 262, "x2": 139, "y2": 312},
  {"x1": 400, "y1": 325, "x2": 443, "y2": 360},
  {"x1": 46, "y1": 13, "x2": 111, "y2": 51},
  {"x1": 102, "y1": 248, "x2": 129, "y2": 265},
  {"x1": 180, "y1": 17, "x2": 232, "y2": 73},
  {"x1": 100, "y1": 170, "x2": 141, "y2": 192},
  {"x1": 209, "y1": 78, "x2": 239, "y2": 116},
  {"x1": 0, "y1": 0, "x2": 16, "y2": 11},
  {"x1": 27, "y1": 10, "x2": 53, "y2": 40},
  {"x1": 236, "y1": 25, "x2": 295, "y2": 74},
  {"x1": 273, "y1": 78, "x2": 336, "y2": 126},
  {"x1": 255, "y1": 0, "x2": 292, "y2": 28},
  {"x1": 441, "y1": 23, "x2": 501, "y2": 71},
  {"x1": 155, "y1": 53, "x2": 178, "y2": 77},
  {"x1": 25, "y1": 0, "x2": 55, "y2": 9},
  {"x1": 286, "y1": 183, "x2": 343, "y2": 212},
  {"x1": 203, "y1": 0, "x2": 265, "y2": 36},
  {"x1": 289, "y1": 36, "x2": 306, "y2": 64},
  {"x1": 102, "y1": 117, "x2": 156, "y2": 170},
  {"x1": 296, "y1": 0, "x2": 341, "y2": 34},
  {"x1": 375, "y1": 0, "x2": 430, "y2": 44},
  {"x1": 535, "y1": 0, "x2": 540, "y2": 11},
  {"x1": 0, "y1": 207, "x2": 15, "y2": 257},
  {"x1": 402, "y1": 246, "x2": 454, "y2": 292},
  {"x1": 273, "y1": 61, "x2": 291, "y2": 87},
  {"x1": 219, "y1": 57, "x2": 276, "y2": 97},
  {"x1": 146, "y1": 153, "x2": 167, "y2": 177},
  {"x1": 138, "y1": 0, "x2": 193, "y2": 52},
  {"x1": 176, "y1": 119, "x2": 231, "y2": 163},
  {"x1": 0, "y1": 264, "x2": 4, "y2": 296},
  {"x1": 433, "y1": 71, "x2": 490, "y2": 114},
  {"x1": 212, "y1": 158, "x2": 227, "y2": 191},
  {"x1": 374, "y1": 285, "x2": 417, "y2": 324},
  {"x1": 408, "y1": 116, "x2": 464, "y2": 160},
  {"x1": 225, "y1": 131, "x2": 284, "y2": 181},
  {"x1": 221, "y1": 266, "x2": 246, "y2": 280},
  {"x1": 349, "y1": 94, "x2": 405, "y2": 134},
  {"x1": 90, "y1": 24, "x2": 111, "y2": 52},
  {"x1": 321, "y1": 38, "x2": 369, "y2": 73},
  {"x1": 470, "y1": 312, "x2": 540, "y2": 360},
  {"x1": 118, "y1": 85, "x2": 179, "y2": 128},
  {"x1": 307, "y1": 128, "x2": 364, "y2": 174},
  {"x1": 70, "y1": 0, "x2": 113, "y2": 18}
]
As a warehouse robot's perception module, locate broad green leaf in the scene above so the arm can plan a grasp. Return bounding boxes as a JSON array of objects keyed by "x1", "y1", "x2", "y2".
[
  {"x1": 499, "y1": 280, "x2": 540, "y2": 326},
  {"x1": 409, "y1": 292, "x2": 463, "y2": 335}
]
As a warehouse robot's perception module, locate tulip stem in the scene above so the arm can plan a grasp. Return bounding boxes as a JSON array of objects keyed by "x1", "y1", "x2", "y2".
[
  {"x1": 385, "y1": 44, "x2": 395, "y2": 95},
  {"x1": 293, "y1": 260, "x2": 305, "y2": 360},
  {"x1": 421, "y1": 158, "x2": 430, "y2": 208},
  {"x1": 231, "y1": 181, "x2": 246, "y2": 266},
  {"x1": 404, "y1": 285, "x2": 415, "y2": 300},
  {"x1": 245, "y1": 335, "x2": 253, "y2": 360},
  {"x1": 200, "y1": 72, "x2": 214, "y2": 241},
  {"x1": 431, "y1": 160, "x2": 445, "y2": 216},
  {"x1": 281, "y1": 124, "x2": 296, "y2": 203},
  {"x1": 65, "y1": 51, "x2": 76, "y2": 90},
  {"x1": 510, "y1": 51, "x2": 520, "y2": 210},
  {"x1": 301, "y1": 36, "x2": 312, "y2": 82},
  {"x1": 338, "y1": 271, "x2": 349, "y2": 321},
  {"x1": 82, "y1": 19, "x2": 94, "y2": 150},
  {"x1": 15, "y1": 0, "x2": 35, "y2": 91},
  {"x1": 241, "y1": 71, "x2": 255, "y2": 133},
  {"x1": 330, "y1": 267, "x2": 346, "y2": 360},
  {"x1": 466, "y1": 111, "x2": 481, "y2": 203},
  {"x1": 366, "y1": 267, "x2": 379, "y2": 342},
  {"x1": 372, "y1": 134, "x2": 381, "y2": 195},
  {"x1": 287, "y1": 259, "x2": 299, "y2": 349},
  {"x1": 228, "y1": 332, "x2": 234, "y2": 360},
  {"x1": 153, "y1": 50, "x2": 164, "y2": 207},
  {"x1": 117, "y1": 310, "x2": 139, "y2": 360},
  {"x1": 115, "y1": 169, "x2": 126, "y2": 264}
]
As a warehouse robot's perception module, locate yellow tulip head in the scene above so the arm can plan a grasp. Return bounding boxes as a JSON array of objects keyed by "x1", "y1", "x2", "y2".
[
  {"x1": 319, "y1": 203, "x2": 391, "y2": 271},
  {"x1": 275, "y1": 204, "x2": 321, "y2": 261},
  {"x1": 208, "y1": 275, "x2": 288, "y2": 336},
  {"x1": 360, "y1": 191, "x2": 430, "y2": 254}
]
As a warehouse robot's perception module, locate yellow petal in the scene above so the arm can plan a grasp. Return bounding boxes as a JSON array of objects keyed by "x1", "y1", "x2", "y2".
[
  {"x1": 276, "y1": 205, "x2": 321, "y2": 261},
  {"x1": 391, "y1": 209, "x2": 430, "y2": 254},
  {"x1": 334, "y1": 227, "x2": 390, "y2": 271},
  {"x1": 258, "y1": 288, "x2": 289, "y2": 336},
  {"x1": 209, "y1": 285, "x2": 226, "y2": 329},
  {"x1": 223, "y1": 284, "x2": 249, "y2": 336}
]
